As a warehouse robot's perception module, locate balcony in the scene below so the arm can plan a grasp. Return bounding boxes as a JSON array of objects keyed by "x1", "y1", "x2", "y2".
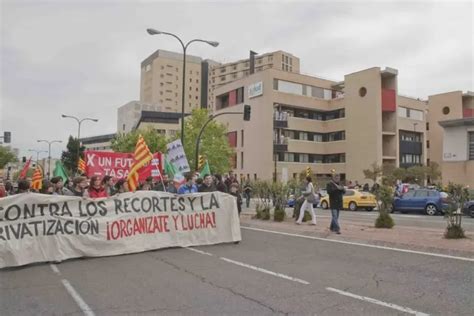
[
  {"x1": 273, "y1": 138, "x2": 288, "y2": 153},
  {"x1": 463, "y1": 108, "x2": 474, "y2": 118},
  {"x1": 400, "y1": 140, "x2": 422, "y2": 155},
  {"x1": 274, "y1": 111, "x2": 289, "y2": 128}
]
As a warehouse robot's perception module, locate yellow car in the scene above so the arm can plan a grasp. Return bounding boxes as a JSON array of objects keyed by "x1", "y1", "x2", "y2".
[{"x1": 320, "y1": 189, "x2": 377, "y2": 211}]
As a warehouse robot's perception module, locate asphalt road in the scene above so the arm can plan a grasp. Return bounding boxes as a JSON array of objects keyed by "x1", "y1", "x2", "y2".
[{"x1": 1, "y1": 228, "x2": 473, "y2": 315}]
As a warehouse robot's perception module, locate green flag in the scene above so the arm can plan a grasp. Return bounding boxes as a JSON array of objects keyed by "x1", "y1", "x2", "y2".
[
  {"x1": 53, "y1": 160, "x2": 68, "y2": 182},
  {"x1": 199, "y1": 160, "x2": 211, "y2": 178},
  {"x1": 164, "y1": 157, "x2": 177, "y2": 178}
]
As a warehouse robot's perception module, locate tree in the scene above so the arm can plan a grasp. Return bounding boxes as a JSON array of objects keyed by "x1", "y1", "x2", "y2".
[
  {"x1": 111, "y1": 128, "x2": 168, "y2": 153},
  {"x1": 0, "y1": 146, "x2": 18, "y2": 168},
  {"x1": 444, "y1": 183, "x2": 468, "y2": 239},
  {"x1": 374, "y1": 184, "x2": 395, "y2": 228},
  {"x1": 174, "y1": 109, "x2": 234, "y2": 175},
  {"x1": 363, "y1": 162, "x2": 383, "y2": 183},
  {"x1": 425, "y1": 162, "x2": 441, "y2": 184},
  {"x1": 61, "y1": 136, "x2": 85, "y2": 174}
]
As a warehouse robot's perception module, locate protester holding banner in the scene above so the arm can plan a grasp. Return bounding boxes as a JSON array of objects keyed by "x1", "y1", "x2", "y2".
[
  {"x1": 229, "y1": 183, "x2": 243, "y2": 215},
  {"x1": 50, "y1": 177, "x2": 72, "y2": 196},
  {"x1": 17, "y1": 180, "x2": 30, "y2": 194},
  {"x1": 178, "y1": 173, "x2": 198, "y2": 194},
  {"x1": 71, "y1": 176, "x2": 88, "y2": 197},
  {"x1": 88, "y1": 175, "x2": 108, "y2": 198},
  {"x1": 39, "y1": 180, "x2": 54, "y2": 194},
  {"x1": 102, "y1": 176, "x2": 116, "y2": 196},
  {"x1": 199, "y1": 174, "x2": 217, "y2": 193},
  {"x1": 114, "y1": 179, "x2": 128, "y2": 194},
  {"x1": 166, "y1": 179, "x2": 177, "y2": 194},
  {"x1": 214, "y1": 174, "x2": 227, "y2": 193}
]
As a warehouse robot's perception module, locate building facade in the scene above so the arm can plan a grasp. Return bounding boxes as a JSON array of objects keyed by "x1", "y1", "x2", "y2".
[
  {"x1": 140, "y1": 50, "x2": 204, "y2": 112},
  {"x1": 212, "y1": 66, "x2": 436, "y2": 184}
]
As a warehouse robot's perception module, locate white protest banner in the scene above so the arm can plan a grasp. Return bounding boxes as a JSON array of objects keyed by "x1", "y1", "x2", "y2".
[
  {"x1": 166, "y1": 139, "x2": 191, "y2": 174},
  {"x1": 0, "y1": 191, "x2": 241, "y2": 268}
]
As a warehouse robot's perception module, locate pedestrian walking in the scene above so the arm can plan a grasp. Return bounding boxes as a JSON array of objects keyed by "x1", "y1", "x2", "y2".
[
  {"x1": 229, "y1": 183, "x2": 242, "y2": 215},
  {"x1": 243, "y1": 180, "x2": 252, "y2": 208},
  {"x1": 327, "y1": 173, "x2": 345, "y2": 234},
  {"x1": 296, "y1": 176, "x2": 317, "y2": 225}
]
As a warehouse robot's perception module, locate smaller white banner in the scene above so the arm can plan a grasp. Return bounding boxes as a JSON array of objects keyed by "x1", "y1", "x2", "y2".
[{"x1": 166, "y1": 139, "x2": 191, "y2": 173}]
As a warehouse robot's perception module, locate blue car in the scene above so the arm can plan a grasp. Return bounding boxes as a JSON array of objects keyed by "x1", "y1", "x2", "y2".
[
  {"x1": 463, "y1": 200, "x2": 474, "y2": 217},
  {"x1": 392, "y1": 189, "x2": 449, "y2": 216}
]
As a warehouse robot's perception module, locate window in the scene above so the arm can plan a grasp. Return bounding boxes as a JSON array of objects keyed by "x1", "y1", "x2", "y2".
[
  {"x1": 299, "y1": 132, "x2": 308, "y2": 141},
  {"x1": 227, "y1": 131, "x2": 237, "y2": 147},
  {"x1": 398, "y1": 107, "x2": 423, "y2": 120},
  {"x1": 284, "y1": 153, "x2": 295, "y2": 162},
  {"x1": 220, "y1": 76, "x2": 226, "y2": 82},
  {"x1": 145, "y1": 64, "x2": 151, "y2": 72},
  {"x1": 469, "y1": 132, "x2": 474, "y2": 160},
  {"x1": 427, "y1": 140, "x2": 430, "y2": 149},
  {"x1": 122, "y1": 124, "x2": 125, "y2": 131},
  {"x1": 241, "y1": 152, "x2": 244, "y2": 169},
  {"x1": 404, "y1": 191, "x2": 415, "y2": 198},
  {"x1": 241, "y1": 130, "x2": 244, "y2": 147},
  {"x1": 220, "y1": 67, "x2": 226, "y2": 73},
  {"x1": 415, "y1": 190, "x2": 429, "y2": 197},
  {"x1": 277, "y1": 80, "x2": 303, "y2": 95},
  {"x1": 344, "y1": 190, "x2": 355, "y2": 196},
  {"x1": 313, "y1": 134, "x2": 323, "y2": 142},
  {"x1": 426, "y1": 122, "x2": 429, "y2": 131},
  {"x1": 300, "y1": 154, "x2": 309, "y2": 163},
  {"x1": 398, "y1": 107, "x2": 408, "y2": 118}
]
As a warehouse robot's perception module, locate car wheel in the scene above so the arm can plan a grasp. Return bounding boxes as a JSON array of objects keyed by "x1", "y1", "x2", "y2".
[
  {"x1": 321, "y1": 201, "x2": 328, "y2": 209},
  {"x1": 425, "y1": 204, "x2": 438, "y2": 216},
  {"x1": 366, "y1": 207, "x2": 373, "y2": 212},
  {"x1": 469, "y1": 206, "x2": 474, "y2": 218},
  {"x1": 349, "y1": 201, "x2": 357, "y2": 212}
]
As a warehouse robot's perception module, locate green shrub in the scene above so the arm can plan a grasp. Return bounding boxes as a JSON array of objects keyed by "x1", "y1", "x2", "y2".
[
  {"x1": 261, "y1": 207, "x2": 271, "y2": 220},
  {"x1": 375, "y1": 212, "x2": 395, "y2": 229},
  {"x1": 274, "y1": 208, "x2": 285, "y2": 222},
  {"x1": 254, "y1": 203, "x2": 262, "y2": 219},
  {"x1": 444, "y1": 225, "x2": 465, "y2": 239}
]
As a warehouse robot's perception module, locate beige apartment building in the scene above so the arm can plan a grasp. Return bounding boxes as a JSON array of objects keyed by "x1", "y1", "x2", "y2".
[
  {"x1": 140, "y1": 50, "x2": 203, "y2": 112},
  {"x1": 206, "y1": 51, "x2": 300, "y2": 109},
  {"x1": 211, "y1": 65, "x2": 465, "y2": 185}
]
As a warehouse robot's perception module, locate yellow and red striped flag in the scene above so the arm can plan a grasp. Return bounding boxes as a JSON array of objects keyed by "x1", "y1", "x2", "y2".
[
  {"x1": 31, "y1": 166, "x2": 43, "y2": 191},
  {"x1": 127, "y1": 135, "x2": 153, "y2": 192},
  {"x1": 78, "y1": 157, "x2": 86, "y2": 174}
]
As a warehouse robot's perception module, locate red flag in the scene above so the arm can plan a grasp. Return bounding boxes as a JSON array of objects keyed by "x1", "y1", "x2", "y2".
[{"x1": 19, "y1": 157, "x2": 32, "y2": 179}]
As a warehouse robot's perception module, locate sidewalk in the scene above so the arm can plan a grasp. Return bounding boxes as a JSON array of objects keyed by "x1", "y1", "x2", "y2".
[{"x1": 240, "y1": 208, "x2": 474, "y2": 258}]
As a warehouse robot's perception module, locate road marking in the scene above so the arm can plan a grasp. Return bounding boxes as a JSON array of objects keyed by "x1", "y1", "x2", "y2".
[
  {"x1": 61, "y1": 279, "x2": 95, "y2": 316},
  {"x1": 326, "y1": 287, "x2": 429, "y2": 316},
  {"x1": 186, "y1": 247, "x2": 213, "y2": 256},
  {"x1": 219, "y1": 257, "x2": 310, "y2": 285},
  {"x1": 185, "y1": 247, "x2": 309, "y2": 285},
  {"x1": 50, "y1": 264, "x2": 61, "y2": 275},
  {"x1": 242, "y1": 226, "x2": 474, "y2": 262}
]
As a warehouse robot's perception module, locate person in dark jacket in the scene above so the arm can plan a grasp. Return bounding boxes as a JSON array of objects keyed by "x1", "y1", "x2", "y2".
[
  {"x1": 243, "y1": 180, "x2": 252, "y2": 208},
  {"x1": 229, "y1": 183, "x2": 242, "y2": 215},
  {"x1": 326, "y1": 173, "x2": 345, "y2": 234},
  {"x1": 72, "y1": 176, "x2": 88, "y2": 197},
  {"x1": 198, "y1": 174, "x2": 217, "y2": 192},
  {"x1": 214, "y1": 174, "x2": 227, "y2": 193}
]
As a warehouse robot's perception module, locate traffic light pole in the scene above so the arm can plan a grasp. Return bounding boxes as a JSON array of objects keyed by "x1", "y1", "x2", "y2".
[{"x1": 194, "y1": 111, "x2": 243, "y2": 172}]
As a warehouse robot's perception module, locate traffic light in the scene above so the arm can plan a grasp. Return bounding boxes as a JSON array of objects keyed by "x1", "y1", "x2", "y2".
[
  {"x1": 3, "y1": 131, "x2": 11, "y2": 143},
  {"x1": 22, "y1": 156, "x2": 27, "y2": 163},
  {"x1": 198, "y1": 155, "x2": 205, "y2": 170},
  {"x1": 306, "y1": 166, "x2": 312, "y2": 177},
  {"x1": 243, "y1": 104, "x2": 251, "y2": 121}
]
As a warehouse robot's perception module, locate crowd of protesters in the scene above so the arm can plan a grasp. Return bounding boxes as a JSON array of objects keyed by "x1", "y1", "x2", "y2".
[{"x1": 0, "y1": 170, "x2": 249, "y2": 214}]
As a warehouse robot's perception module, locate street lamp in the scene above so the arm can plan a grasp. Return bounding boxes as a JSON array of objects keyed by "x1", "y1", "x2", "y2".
[
  {"x1": 28, "y1": 149, "x2": 48, "y2": 166},
  {"x1": 37, "y1": 140, "x2": 62, "y2": 179},
  {"x1": 146, "y1": 28, "x2": 219, "y2": 145},
  {"x1": 61, "y1": 114, "x2": 99, "y2": 140}
]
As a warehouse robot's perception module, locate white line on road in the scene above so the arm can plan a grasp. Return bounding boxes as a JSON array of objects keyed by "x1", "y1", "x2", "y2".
[
  {"x1": 61, "y1": 279, "x2": 96, "y2": 316},
  {"x1": 186, "y1": 247, "x2": 213, "y2": 256},
  {"x1": 242, "y1": 226, "x2": 474, "y2": 262},
  {"x1": 185, "y1": 247, "x2": 309, "y2": 285},
  {"x1": 219, "y1": 257, "x2": 310, "y2": 285},
  {"x1": 50, "y1": 264, "x2": 61, "y2": 275},
  {"x1": 326, "y1": 287, "x2": 429, "y2": 316}
]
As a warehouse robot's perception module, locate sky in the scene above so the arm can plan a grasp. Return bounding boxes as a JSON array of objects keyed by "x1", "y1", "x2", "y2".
[{"x1": 1, "y1": 0, "x2": 472, "y2": 159}]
